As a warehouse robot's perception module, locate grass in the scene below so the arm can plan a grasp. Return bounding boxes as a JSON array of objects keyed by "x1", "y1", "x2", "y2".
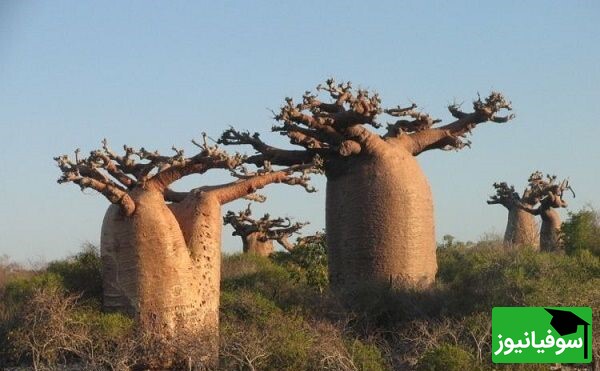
[{"x1": 0, "y1": 238, "x2": 598, "y2": 370}]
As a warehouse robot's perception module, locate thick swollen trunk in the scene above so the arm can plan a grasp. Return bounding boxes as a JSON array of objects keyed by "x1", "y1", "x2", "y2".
[
  {"x1": 540, "y1": 209, "x2": 562, "y2": 252},
  {"x1": 100, "y1": 189, "x2": 221, "y2": 368},
  {"x1": 168, "y1": 191, "x2": 222, "y2": 367},
  {"x1": 242, "y1": 233, "x2": 274, "y2": 256},
  {"x1": 326, "y1": 147, "x2": 437, "y2": 291},
  {"x1": 504, "y1": 206, "x2": 539, "y2": 249},
  {"x1": 101, "y1": 205, "x2": 137, "y2": 314}
]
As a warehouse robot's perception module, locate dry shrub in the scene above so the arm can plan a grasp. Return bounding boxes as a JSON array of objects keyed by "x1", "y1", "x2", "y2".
[
  {"x1": 0, "y1": 255, "x2": 35, "y2": 296},
  {"x1": 220, "y1": 254, "x2": 389, "y2": 371},
  {"x1": 8, "y1": 284, "x2": 136, "y2": 370},
  {"x1": 221, "y1": 253, "x2": 271, "y2": 282},
  {"x1": 9, "y1": 285, "x2": 88, "y2": 369},
  {"x1": 220, "y1": 316, "x2": 387, "y2": 371},
  {"x1": 391, "y1": 314, "x2": 490, "y2": 369}
]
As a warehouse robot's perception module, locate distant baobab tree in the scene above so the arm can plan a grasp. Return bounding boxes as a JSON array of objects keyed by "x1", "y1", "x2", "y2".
[
  {"x1": 55, "y1": 135, "x2": 317, "y2": 368},
  {"x1": 219, "y1": 78, "x2": 514, "y2": 292},
  {"x1": 487, "y1": 181, "x2": 539, "y2": 248},
  {"x1": 224, "y1": 204, "x2": 307, "y2": 256},
  {"x1": 519, "y1": 171, "x2": 575, "y2": 252}
]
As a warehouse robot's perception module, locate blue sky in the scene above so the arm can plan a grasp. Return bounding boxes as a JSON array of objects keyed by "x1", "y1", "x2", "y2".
[{"x1": 1, "y1": 1, "x2": 599, "y2": 263}]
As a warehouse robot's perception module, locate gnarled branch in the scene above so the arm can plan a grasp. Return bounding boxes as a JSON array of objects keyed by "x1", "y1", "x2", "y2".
[
  {"x1": 403, "y1": 92, "x2": 514, "y2": 154},
  {"x1": 54, "y1": 151, "x2": 135, "y2": 215},
  {"x1": 487, "y1": 182, "x2": 519, "y2": 209},
  {"x1": 524, "y1": 171, "x2": 574, "y2": 210}
]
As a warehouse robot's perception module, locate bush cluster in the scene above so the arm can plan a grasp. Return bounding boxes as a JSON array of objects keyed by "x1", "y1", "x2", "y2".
[
  {"x1": 1, "y1": 215, "x2": 599, "y2": 370},
  {"x1": 562, "y1": 207, "x2": 600, "y2": 256}
]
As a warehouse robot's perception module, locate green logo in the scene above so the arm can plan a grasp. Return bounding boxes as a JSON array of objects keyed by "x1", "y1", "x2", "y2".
[{"x1": 492, "y1": 307, "x2": 592, "y2": 364}]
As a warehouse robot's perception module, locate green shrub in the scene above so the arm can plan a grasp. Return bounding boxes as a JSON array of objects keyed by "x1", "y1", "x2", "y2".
[
  {"x1": 221, "y1": 289, "x2": 280, "y2": 325},
  {"x1": 562, "y1": 207, "x2": 600, "y2": 256},
  {"x1": 347, "y1": 339, "x2": 387, "y2": 371},
  {"x1": 271, "y1": 242, "x2": 329, "y2": 292},
  {"x1": 436, "y1": 245, "x2": 600, "y2": 313},
  {"x1": 220, "y1": 293, "x2": 313, "y2": 370},
  {"x1": 220, "y1": 254, "x2": 389, "y2": 371},
  {"x1": 222, "y1": 253, "x2": 314, "y2": 311},
  {"x1": 47, "y1": 242, "x2": 102, "y2": 302},
  {"x1": 222, "y1": 252, "x2": 276, "y2": 281},
  {"x1": 74, "y1": 309, "x2": 134, "y2": 339},
  {"x1": 417, "y1": 343, "x2": 478, "y2": 371},
  {"x1": 3, "y1": 271, "x2": 65, "y2": 306}
]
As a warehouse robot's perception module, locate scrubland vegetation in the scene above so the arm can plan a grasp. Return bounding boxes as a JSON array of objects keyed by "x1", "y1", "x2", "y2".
[{"x1": 1, "y1": 208, "x2": 599, "y2": 370}]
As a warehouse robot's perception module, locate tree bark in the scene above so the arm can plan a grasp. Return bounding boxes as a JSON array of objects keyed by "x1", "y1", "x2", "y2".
[
  {"x1": 504, "y1": 206, "x2": 539, "y2": 249},
  {"x1": 100, "y1": 189, "x2": 221, "y2": 369},
  {"x1": 326, "y1": 146, "x2": 437, "y2": 290},
  {"x1": 242, "y1": 233, "x2": 274, "y2": 256},
  {"x1": 540, "y1": 208, "x2": 562, "y2": 252},
  {"x1": 100, "y1": 205, "x2": 138, "y2": 314}
]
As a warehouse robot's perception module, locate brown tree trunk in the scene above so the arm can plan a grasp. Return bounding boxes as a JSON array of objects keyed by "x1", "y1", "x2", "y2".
[
  {"x1": 242, "y1": 232, "x2": 274, "y2": 256},
  {"x1": 100, "y1": 189, "x2": 221, "y2": 369},
  {"x1": 166, "y1": 191, "x2": 223, "y2": 367},
  {"x1": 540, "y1": 208, "x2": 562, "y2": 252},
  {"x1": 326, "y1": 147, "x2": 437, "y2": 291},
  {"x1": 100, "y1": 205, "x2": 137, "y2": 314},
  {"x1": 504, "y1": 206, "x2": 539, "y2": 249}
]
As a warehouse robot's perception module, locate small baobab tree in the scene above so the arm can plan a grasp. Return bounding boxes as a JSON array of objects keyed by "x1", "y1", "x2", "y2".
[
  {"x1": 519, "y1": 171, "x2": 575, "y2": 252},
  {"x1": 55, "y1": 135, "x2": 317, "y2": 368},
  {"x1": 487, "y1": 181, "x2": 539, "y2": 248},
  {"x1": 224, "y1": 204, "x2": 307, "y2": 256},
  {"x1": 219, "y1": 78, "x2": 514, "y2": 291}
]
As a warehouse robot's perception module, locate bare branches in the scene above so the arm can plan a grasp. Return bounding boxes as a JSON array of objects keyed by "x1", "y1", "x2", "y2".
[
  {"x1": 487, "y1": 182, "x2": 519, "y2": 209},
  {"x1": 218, "y1": 80, "x2": 515, "y2": 164},
  {"x1": 525, "y1": 171, "x2": 574, "y2": 209},
  {"x1": 384, "y1": 104, "x2": 441, "y2": 137},
  {"x1": 56, "y1": 135, "x2": 247, "y2": 213},
  {"x1": 149, "y1": 133, "x2": 245, "y2": 190},
  {"x1": 398, "y1": 92, "x2": 514, "y2": 154},
  {"x1": 211, "y1": 160, "x2": 321, "y2": 205},
  {"x1": 220, "y1": 79, "x2": 391, "y2": 164},
  {"x1": 296, "y1": 230, "x2": 326, "y2": 246},
  {"x1": 54, "y1": 151, "x2": 136, "y2": 215},
  {"x1": 218, "y1": 128, "x2": 315, "y2": 166},
  {"x1": 242, "y1": 193, "x2": 267, "y2": 203},
  {"x1": 228, "y1": 160, "x2": 322, "y2": 194}
]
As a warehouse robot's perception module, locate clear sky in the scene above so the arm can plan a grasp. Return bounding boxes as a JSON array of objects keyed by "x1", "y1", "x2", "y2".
[{"x1": 1, "y1": 1, "x2": 599, "y2": 263}]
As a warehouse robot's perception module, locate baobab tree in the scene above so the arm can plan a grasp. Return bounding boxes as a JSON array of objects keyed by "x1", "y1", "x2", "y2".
[
  {"x1": 219, "y1": 79, "x2": 514, "y2": 291},
  {"x1": 55, "y1": 135, "x2": 316, "y2": 368},
  {"x1": 487, "y1": 181, "x2": 539, "y2": 248},
  {"x1": 519, "y1": 171, "x2": 575, "y2": 252},
  {"x1": 223, "y1": 204, "x2": 307, "y2": 256}
]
